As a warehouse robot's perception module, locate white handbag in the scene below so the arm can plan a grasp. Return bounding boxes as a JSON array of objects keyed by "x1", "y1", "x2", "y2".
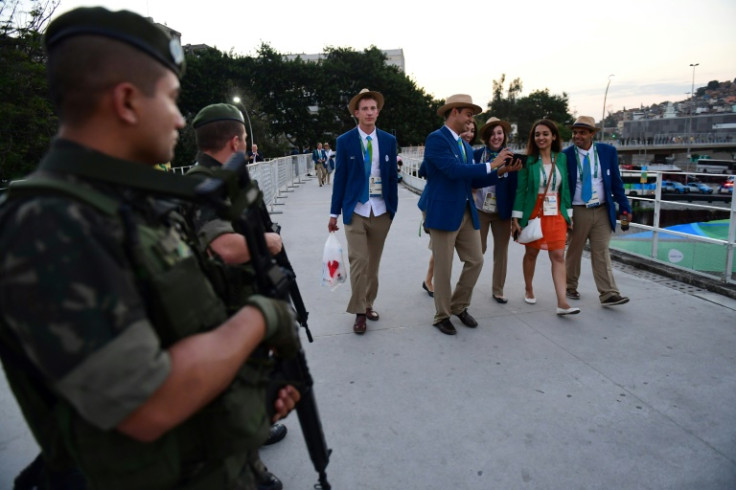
[
  {"x1": 516, "y1": 161, "x2": 555, "y2": 244},
  {"x1": 517, "y1": 217, "x2": 543, "y2": 244}
]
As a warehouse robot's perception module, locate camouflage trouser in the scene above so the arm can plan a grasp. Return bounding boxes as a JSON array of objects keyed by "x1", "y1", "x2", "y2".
[{"x1": 246, "y1": 449, "x2": 274, "y2": 487}]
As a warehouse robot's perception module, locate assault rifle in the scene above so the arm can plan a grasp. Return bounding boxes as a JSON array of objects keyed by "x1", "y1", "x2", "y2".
[{"x1": 195, "y1": 152, "x2": 332, "y2": 489}]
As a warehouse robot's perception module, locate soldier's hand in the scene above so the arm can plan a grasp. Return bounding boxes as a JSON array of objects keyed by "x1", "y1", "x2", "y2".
[
  {"x1": 272, "y1": 385, "x2": 301, "y2": 422},
  {"x1": 265, "y1": 232, "x2": 283, "y2": 255},
  {"x1": 245, "y1": 295, "x2": 300, "y2": 359}
]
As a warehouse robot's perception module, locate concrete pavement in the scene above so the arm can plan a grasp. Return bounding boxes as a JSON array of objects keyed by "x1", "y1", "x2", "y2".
[{"x1": 2, "y1": 174, "x2": 735, "y2": 489}]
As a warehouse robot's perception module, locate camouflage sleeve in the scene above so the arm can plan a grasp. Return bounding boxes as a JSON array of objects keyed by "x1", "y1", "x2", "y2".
[
  {"x1": 191, "y1": 201, "x2": 234, "y2": 247},
  {"x1": 0, "y1": 197, "x2": 170, "y2": 430}
]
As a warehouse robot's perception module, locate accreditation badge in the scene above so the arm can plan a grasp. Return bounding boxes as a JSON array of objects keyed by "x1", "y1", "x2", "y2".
[
  {"x1": 482, "y1": 192, "x2": 497, "y2": 213},
  {"x1": 543, "y1": 193, "x2": 558, "y2": 216},
  {"x1": 586, "y1": 189, "x2": 600, "y2": 208},
  {"x1": 369, "y1": 177, "x2": 383, "y2": 197}
]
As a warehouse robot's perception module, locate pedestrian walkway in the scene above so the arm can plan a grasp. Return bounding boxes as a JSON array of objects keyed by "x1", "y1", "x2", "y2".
[{"x1": 2, "y1": 175, "x2": 735, "y2": 489}]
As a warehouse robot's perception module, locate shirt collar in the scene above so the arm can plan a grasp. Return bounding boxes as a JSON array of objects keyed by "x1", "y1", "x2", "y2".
[
  {"x1": 445, "y1": 125, "x2": 461, "y2": 141},
  {"x1": 358, "y1": 127, "x2": 376, "y2": 140}
]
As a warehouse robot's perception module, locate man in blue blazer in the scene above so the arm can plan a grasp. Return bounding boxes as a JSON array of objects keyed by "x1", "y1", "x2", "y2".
[
  {"x1": 328, "y1": 89, "x2": 398, "y2": 334},
  {"x1": 419, "y1": 94, "x2": 515, "y2": 335},
  {"x1": 564, "y1": 116, "x2": 632, "y2": 306},
  {"x1": 312, "y1": 142, "x2": 327, "y2": 186}
]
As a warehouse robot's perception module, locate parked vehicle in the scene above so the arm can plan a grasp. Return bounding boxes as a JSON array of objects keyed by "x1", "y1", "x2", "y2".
[
  {"x1": 718, "y1": 177, "x2": 734, "y2": 194},
  {"x1": 685, "y1": 182, "x2": 714, "y2": 194},
  {"x1": 662, "y1": 180, "x2": 689, "y2": 193}
]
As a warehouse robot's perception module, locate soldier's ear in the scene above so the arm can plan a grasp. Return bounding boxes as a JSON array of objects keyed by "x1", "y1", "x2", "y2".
[
  {"x1": 228, "y1": 134, "x2": 241, "y2": 152},
  {"x1": 112, "y1": 82, "x2": 141, "y2": 125}
]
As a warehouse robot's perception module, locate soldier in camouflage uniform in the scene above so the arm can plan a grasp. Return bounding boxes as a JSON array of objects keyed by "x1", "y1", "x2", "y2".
[
  {"x1": 188, "y1": 103, "x2": 287, "y2": 490},
  {"x1": 0, "y1": 7, "x2": 300, "y2": 490}
]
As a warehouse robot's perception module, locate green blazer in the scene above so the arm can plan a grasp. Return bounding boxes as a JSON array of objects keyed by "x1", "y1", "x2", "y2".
[{"x1": 511, "y1": 152, "x2": 573, "y2": 227}]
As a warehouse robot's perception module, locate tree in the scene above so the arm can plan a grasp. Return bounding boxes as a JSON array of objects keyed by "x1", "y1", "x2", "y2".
[
  {"x1": 482, "y1": 74, "x2": 522, "y2": 124},
  {"x1": 513, "y1": 89, "x2": 573, "y2": 145},
  {"x1": 0, "y1": 1, "x2": 59, "y2": 181},
  {"x1": 478, "y1": 75, "x2": 573, "y2": 145}
]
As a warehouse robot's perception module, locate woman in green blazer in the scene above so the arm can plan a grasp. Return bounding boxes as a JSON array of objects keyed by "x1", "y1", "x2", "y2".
[{"x1": 511, "y1": 119, "x2": 579, "y2": 316}]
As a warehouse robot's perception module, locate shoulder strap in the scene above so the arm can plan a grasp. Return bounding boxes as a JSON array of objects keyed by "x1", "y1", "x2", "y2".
[
  {"x1": 185, "y1": 165, "x2": 215, "y2": 179},
  {"x1": 8, "y1": 177, "x2": 119, "y2": 216}
]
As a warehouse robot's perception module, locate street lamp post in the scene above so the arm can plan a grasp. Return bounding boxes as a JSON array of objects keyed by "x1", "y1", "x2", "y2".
[
  {"x1": 687, "y1": 63, "x2": 699, "y2": 162},
  {"x1": 232, "y1": 96, "x2": 254, "y2": 147},
  {"x1": 600, "y1": 74, "x2": 614, "y2": 142}
]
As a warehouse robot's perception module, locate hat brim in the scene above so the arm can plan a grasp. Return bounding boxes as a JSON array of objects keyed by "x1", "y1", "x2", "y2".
[
  {"x1": 349, "y1": 91, "x2": 384, "y2": 113},
  {"x1": 480, "y1": 119, "x2": 511, "y2": 141},
  {"x1": 570, "y1": 123, "x2": 598, "y2": 132},
  {"x1": 436, "y1": 102, "x2": 483, "y2": 117}
]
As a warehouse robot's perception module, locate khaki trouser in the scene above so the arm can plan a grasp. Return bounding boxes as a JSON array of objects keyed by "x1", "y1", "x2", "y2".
[
  {"x1": 344, "y1": 211, "x2": 392, "y2": 314},
  {"x1": 315, "y1": 163, "x2": 326, "y2": 185},
  {"x1": 565, "y1": 205, "x2": 619, "y2": 302},
  {"x1": 430, "y1": 206, "x2": 483, "y2": 324},
  {"x1": 478, "y1": 211, "x2": 512, "y2": 298}
]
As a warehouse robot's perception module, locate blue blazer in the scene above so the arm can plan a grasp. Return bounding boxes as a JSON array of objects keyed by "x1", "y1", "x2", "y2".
[
  {"x1": 330, "y1": 127, "x2": 399, "y2": 225},
  {"x1": 563, "y1": 143, "x2": 631, "y2": 231},
  {"x1": 312, "y1": 148, "x2": 326, "y2": 163},
  {"x1": 472, "y1": 146, "x2": 518, "y2": 220},
  {"x1": 418, "y1": 126, "x2": 500, "y2": 231}
]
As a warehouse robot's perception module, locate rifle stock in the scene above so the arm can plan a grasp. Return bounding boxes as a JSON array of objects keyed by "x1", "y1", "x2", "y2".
[{"x1": 195, "y1": 152, "x2": 331, "y2": 489}]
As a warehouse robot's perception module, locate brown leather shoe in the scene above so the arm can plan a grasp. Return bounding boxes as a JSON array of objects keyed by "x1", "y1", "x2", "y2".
[
  {"x1": 455, "y1": 309, "x2": 478, "y2": 328},
  {"x1": 433, "y1": 318, "x2": 457, "y2": 335},
  {"x1": 365, "y1": 308, "x2": 380, "y2": 321},
  {"x1": 353, "y1": 314, "x2": 367, "y2": 334}
]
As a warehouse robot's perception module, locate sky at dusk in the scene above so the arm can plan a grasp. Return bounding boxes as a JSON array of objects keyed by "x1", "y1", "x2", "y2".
[{"x1": 27, "y1": 0, "x2": 736, "y2": 121}]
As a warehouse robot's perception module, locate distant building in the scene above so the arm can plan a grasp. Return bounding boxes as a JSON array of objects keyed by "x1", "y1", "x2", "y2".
[
  {"x1": 622, "y1": 113, "x2": 736, "y2": 141},
  {"x1": 184, "y1": 44, "x2": 214, "y2": 54},
  {"x1": 285, "y1": 48, "x2": 405, "y2": 72}
]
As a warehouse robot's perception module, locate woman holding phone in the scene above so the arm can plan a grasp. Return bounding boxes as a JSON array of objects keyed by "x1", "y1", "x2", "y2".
[
  {"x1": 473, "y1": 117, "x2": 522, "y2": 304},
  {"x1": 511, "y1": 119, "x2": 579, "y2": 315}
]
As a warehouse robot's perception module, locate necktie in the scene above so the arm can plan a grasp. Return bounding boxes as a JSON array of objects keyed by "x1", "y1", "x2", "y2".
[
  {"x1": 457, "y1": 137, "x2": 467, "y2": 162},
  {"x1": 582, "y1": 153, "x2": 592, "y2": 202},
  {"x1": 360, "y1": 136, "x2": 372, "y2": 203}
]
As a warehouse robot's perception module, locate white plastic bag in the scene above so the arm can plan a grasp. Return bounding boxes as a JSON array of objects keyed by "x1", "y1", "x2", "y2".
[
  {"x1": 517, "y1": 217, "x2": 543, "y2": 244},
  {"x1": 322, "y1": 232, "x2": 347, "y2": 289}
]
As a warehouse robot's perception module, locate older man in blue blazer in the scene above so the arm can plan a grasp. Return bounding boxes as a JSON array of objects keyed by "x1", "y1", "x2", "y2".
[
  {"x1": 564, "y1": 116, "x2": 632, "y2": 306},
  {"x1": 419, "y1": 94, "x2": 515, "y2": 335},
  {"x1": 329, "y1": 89, "x2": 398, "y2": 334}
]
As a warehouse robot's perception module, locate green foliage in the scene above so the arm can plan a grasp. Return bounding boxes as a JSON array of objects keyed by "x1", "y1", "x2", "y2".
[
  {"x1": 0, "y1": 1, "x2": 59, "y2": 181},
  {"x1": 479, "y1": 74, "x2": 573, "y2": 146},
  {"x1": 174, "y1": 43, "x2": 441, "y2": 164}
]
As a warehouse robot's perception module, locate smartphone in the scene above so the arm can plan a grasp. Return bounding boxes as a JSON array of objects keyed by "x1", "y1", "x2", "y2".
[
  {"x1": 513, "y1": 229, "x2": 520, "y2": 241},
  {"x1": 504, "y1": 152, "x2": 526, "y2": 167}
]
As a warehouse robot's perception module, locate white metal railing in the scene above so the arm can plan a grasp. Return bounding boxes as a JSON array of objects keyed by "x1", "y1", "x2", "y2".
[
  {"x1": 398, "y1": 149, "x2": 736, "y2": 284},
  {"x1": 174, "y1": 154, "x2": 314, "y2": 213}
]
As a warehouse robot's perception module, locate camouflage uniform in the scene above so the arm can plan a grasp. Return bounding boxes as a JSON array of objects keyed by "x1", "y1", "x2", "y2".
[{"x1": 0, "y1": 140, "x2": 274, "y2": 490}]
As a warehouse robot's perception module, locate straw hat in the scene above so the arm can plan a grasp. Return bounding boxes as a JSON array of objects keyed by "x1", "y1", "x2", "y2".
[
  {"x1": 348, "y1": 88, "x2": 384, "y2": 113},
  {"x1": 436, "y1": 94, "x2": 482, "y2": 117},
  {"x1": 479, "y1": 117, "x2": 511, "y2": 142},
  {"x1": 570, "y1": 115, "x2": 598, "y2": 132}
]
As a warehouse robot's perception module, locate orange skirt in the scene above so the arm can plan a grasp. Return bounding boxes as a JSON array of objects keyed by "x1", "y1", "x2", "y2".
[{"x1": 525, "y1": 194, "x2": 567, "y2": 251}]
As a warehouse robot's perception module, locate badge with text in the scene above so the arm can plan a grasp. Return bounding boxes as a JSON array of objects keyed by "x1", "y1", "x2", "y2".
[
  {"x1": 543, "y1": 193, "x2": 558, "y2": 216},
  {"x1": 370, "y1": 177, "x2": 383, "y2": 197},
  {"x1": 482, "y1": 192, "x2": 497, "y2": 213}
]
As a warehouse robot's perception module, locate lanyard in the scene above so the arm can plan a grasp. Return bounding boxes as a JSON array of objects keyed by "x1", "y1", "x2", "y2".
[
  {"x1": 539, "y1": 153, "x2": 557, "y2": 189},
  {"x1": 574, "y1": 145, "x2": 599, "y2": 179},
  {"x1": 481, "y1": 147, "x2": 498, "y2": 163}
]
